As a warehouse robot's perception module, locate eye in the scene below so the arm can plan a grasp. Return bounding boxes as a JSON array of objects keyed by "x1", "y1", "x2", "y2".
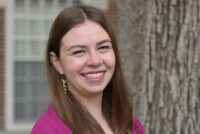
[
  {"x1": 98, "y1": 45, "x2": 110, "y2": 52},
  {"x1": 99, "y1": 46, "x2": 109, "y2": 49},
  {"x1": 72, "y1": 50, "x2": 85, "y2": 55}
]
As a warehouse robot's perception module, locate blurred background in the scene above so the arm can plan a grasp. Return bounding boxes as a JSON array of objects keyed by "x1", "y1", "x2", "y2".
[{"x1": 1, "y1": 0, "x2": 200, "y2": 134}]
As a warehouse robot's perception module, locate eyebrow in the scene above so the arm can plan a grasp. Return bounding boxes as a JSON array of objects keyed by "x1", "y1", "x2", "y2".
[
  {"x1": 67, "y1": 39, "x2": 111, "y2": 51},
  {"x1": 97, "y1": 39, "x2": 111, "y2": 46}
]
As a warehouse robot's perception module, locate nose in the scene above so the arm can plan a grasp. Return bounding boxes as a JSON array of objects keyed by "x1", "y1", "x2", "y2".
[{"x1": 87, "y1": 52, "x2": 103, "y2": 66}]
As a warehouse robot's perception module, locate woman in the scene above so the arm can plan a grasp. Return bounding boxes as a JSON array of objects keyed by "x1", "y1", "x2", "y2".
[{"x1": 31, "y1": 5, "x2": 144, "y2": 134}]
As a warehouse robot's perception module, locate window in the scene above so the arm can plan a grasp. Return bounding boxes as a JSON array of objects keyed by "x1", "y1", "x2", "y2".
[{"x1": 5, "y1": 0, "x2": 80, "y2": 131}]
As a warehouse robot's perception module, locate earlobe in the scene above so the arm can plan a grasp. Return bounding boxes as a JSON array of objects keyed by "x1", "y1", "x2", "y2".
[{"x1": 49, "y1": 52, "x2": 64, "y2": 74}]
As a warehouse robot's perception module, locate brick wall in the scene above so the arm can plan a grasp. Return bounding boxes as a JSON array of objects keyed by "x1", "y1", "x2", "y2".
[
  {"x1": 0, "y1": 8, "x2": 5, "y2": 131},
  {"x1": 106, "y1": 0, "x2": 118, "y2": 33}
]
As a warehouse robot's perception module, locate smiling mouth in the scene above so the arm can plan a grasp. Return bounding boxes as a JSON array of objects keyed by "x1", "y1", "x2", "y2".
[
  {"x1": 81, "y1": 71, "x2": 105, "y2": 81},
  {"x1": 84, "y1": 72, "x2": 104, "y2": 78}
]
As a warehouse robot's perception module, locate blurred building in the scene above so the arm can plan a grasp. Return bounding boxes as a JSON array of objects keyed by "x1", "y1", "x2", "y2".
[{"x1": 0, "y1": 0, "x2": 117, "y2": 133}]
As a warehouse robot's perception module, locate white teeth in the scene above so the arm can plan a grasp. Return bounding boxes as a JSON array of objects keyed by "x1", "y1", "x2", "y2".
[{"x1": 84, "y1": 72, "x2": 104, "y2": 78}]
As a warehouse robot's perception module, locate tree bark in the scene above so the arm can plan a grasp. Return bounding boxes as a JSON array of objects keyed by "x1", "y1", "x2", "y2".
[{"x1": 118, "y1": 0, "x2": 200, "y2": 133}]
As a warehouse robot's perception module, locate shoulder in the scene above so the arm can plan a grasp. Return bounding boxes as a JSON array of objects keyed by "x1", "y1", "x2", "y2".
[
  {"x1": 31, "y1": 104, "x2": 72, "y2": 134},
  {"x1": 132, "y1": 117, "x2": 145, "y2": 134}
]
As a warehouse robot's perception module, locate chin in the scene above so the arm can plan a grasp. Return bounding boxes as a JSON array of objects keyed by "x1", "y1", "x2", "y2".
[{"x1": 84, "y1": 87, "x2": 105, "y2": 95}]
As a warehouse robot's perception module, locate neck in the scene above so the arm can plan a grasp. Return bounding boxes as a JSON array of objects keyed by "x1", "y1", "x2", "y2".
[
  {"x1": 80, "y1": 92, "x2": 104, "y2": 118},
  {"x1": 73, "y1": 91, "x2": 113, "y2": 134}
]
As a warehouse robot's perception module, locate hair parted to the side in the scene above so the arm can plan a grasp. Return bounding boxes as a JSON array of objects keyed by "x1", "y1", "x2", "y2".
[{"x1": 45, "y1": 5, "x2": 133, "y2": 134}]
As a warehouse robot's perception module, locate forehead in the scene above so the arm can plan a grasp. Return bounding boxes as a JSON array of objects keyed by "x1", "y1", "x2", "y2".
[{"x1": 60, "y1": 20, "x2": 110, "y2": 46}]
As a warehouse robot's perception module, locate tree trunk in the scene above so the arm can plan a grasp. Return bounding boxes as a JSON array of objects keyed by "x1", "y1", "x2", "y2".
[{"x1": 118, "y1": 0, "x2": 200, "y2": 133}]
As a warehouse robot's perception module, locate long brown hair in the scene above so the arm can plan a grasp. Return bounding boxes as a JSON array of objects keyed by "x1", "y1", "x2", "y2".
[{"x1": 45, "y1": 5, "x2": 133, "y2": 134}]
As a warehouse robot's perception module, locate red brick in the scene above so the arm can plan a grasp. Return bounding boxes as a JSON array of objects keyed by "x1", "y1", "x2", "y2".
[{"x1": 0, "y1": 7, "x2": 4, "y2": 131}]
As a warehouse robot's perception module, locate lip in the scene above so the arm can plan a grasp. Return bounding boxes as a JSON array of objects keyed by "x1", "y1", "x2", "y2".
[
  {"x1": 81, "y1": 70, "x2": 106, "y2": 82},
  {"x1": 82, "y1": 70, "x2": 106, "y2": 74}
]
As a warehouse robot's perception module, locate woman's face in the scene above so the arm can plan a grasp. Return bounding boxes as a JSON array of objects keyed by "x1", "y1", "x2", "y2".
[{"x1": 50, "y1": 20, "x2": 115, "y2": 99}]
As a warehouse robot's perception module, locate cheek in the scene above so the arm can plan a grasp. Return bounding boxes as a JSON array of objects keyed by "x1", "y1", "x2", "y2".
[
  {"x1": 104, "y1": 52, "x2": 116, "y2": 69},
  {"x1": 62, "y1": 58, "x2": 86, "y2": 74}
]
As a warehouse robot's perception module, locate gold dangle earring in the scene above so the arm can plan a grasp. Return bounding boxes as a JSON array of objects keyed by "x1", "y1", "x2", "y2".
[{"x1": 61, "y1": 74, "x2": 68, "y2": 94}]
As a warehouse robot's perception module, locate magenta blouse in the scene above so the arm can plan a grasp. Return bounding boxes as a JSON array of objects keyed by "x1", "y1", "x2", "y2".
[{"x1": 31, "y1": 104, "x2": 145, "y2": 134}]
